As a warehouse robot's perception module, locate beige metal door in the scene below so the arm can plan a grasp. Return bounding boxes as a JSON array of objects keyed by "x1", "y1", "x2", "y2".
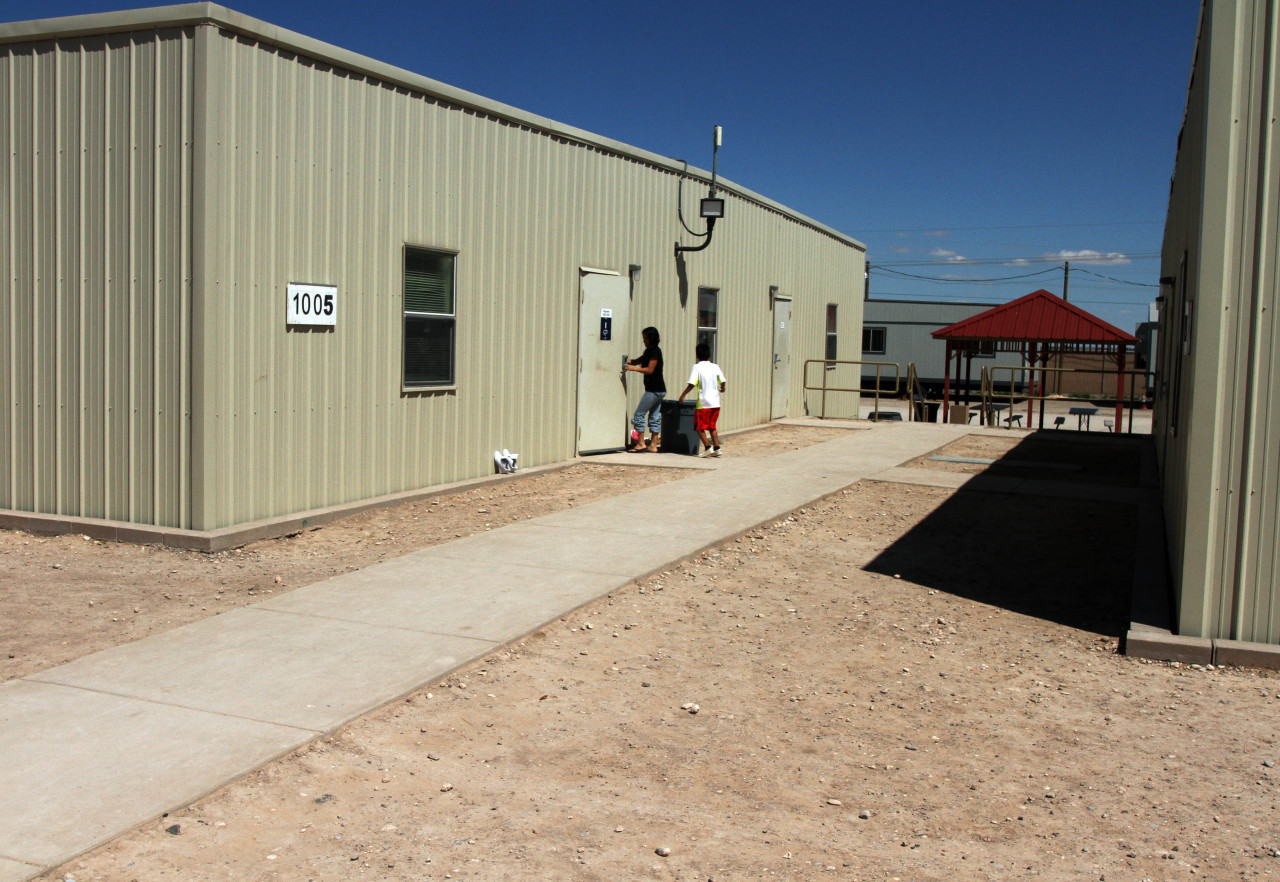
[
  {"x1": 577, "y1": 270, "x2": 631, "y2": 453},
  {"x1": 771, "y1": 299, "x2": 791, "y2": 419}
]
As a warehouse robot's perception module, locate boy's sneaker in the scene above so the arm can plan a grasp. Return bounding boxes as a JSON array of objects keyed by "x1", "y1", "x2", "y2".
[
  {"x1": 698, "y1": 448, "x2": 713, "y2": 458},
  {"x1": 711, "y1": 447, "x2": 722, "y2": 457}
]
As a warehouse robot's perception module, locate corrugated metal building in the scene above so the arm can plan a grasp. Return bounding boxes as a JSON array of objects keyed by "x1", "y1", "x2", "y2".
[
  {"x1": 0, "y1": 4, "x2": 865, "y2": 538},
  {"x1": 1156, "y1": 0, "x2": 1280, "y2": 645}
]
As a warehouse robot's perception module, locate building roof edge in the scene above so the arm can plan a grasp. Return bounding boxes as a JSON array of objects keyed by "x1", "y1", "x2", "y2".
[{"x1": 0, "y1": 3, "x2": 865, "y2": 252}]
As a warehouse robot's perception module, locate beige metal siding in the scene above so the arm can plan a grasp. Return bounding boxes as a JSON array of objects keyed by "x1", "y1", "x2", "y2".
[
  {"x1": 0, "y1": 6, "x2": 863, "y2": 534},
  {"x1": 192, "y1": 30, "x2": 863, "y2": 530},
  {"x1": 1159, "y1": 0, "x2": 1280, "y2": 643},
  {"x1": 0, "y1": 30, "x2": 194, "y2": 527}
]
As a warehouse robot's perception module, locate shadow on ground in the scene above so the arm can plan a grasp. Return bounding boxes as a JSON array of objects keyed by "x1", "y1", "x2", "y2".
[{"x1": 866, "y1": 432, "x2": 1147, "y2": 637}]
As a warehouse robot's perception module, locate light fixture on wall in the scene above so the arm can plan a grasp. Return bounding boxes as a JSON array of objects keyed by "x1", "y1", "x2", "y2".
[
  {"x1": 675, "y1": 126, "x2": 725, "y2": 258},
  {"x1": 629, "y1": 264, "x2": 642, "y2": 283}
]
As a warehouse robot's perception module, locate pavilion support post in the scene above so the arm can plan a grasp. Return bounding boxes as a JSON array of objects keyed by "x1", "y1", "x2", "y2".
[
  {"x1": 1037, "y1": 342, "x2": 1047, "y2": 430},
  {"x1": 1023, "y1": 343, "x2": 1031, "y2": 426},
  {"x1": 1115, "y1": 345, "x2": 1126, "y2": 430},
  {"x1": 1027, "y1": 342, "x2": 1038, "y2": 427},
  {"x1": 964, "y1": 352, "x2": 973, "y2": 405},
  {"x1": 954, "y1": 346, "x2": 963, "y2": 409},
  {"x1": 942, "y1": 342, "x2": 952, "y2": 422}
]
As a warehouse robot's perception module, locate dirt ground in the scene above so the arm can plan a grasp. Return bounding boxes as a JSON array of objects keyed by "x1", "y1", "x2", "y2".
[
  {"x1": 0, "y1": 424, "x2": 847, "y2": 683},
  {"x1": 906, "y1": 433, "x2": 1145, "y2": 487},
  {"x1": 8, "y1": 424, "x2": 1280, "y2": 881}
]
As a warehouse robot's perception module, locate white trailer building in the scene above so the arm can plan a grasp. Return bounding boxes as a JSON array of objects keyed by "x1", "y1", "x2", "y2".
[{"x1": 0, "y1": 4, "x2": 866, "y2": 547}]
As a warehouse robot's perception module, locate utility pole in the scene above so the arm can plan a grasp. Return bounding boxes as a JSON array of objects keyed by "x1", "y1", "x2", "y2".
[{"x1": 1054, "y1": 261, "x2": 1070, "y2": 396}]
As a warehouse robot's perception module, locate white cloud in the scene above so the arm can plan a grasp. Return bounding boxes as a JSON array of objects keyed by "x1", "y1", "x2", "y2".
[
  {"x1": 924, "y1": 230, "x2": 949, "y2": 238},
  {"x1": 931, "y1": 248, "x2": 966, "y2": 261},
  {"x1": 1005, "y1": 258, "x2": 1030, "y2": 266},
  {"x1": 1045, "y1": 249, "x2": 1131, "y2": 266},
  {"x1": 891, "y1": 245, "x2": 911, "y2": 253}
]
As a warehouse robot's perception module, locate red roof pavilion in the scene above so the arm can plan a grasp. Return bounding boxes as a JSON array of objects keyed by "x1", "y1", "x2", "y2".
[{"x1": 930, "y1": 289, "x2": 1138, "y2": 426}]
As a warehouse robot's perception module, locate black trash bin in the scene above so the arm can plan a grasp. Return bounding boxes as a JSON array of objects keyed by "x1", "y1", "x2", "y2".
[{"x1": 659, "y1": 399, "x2": 700, "y2": 455}]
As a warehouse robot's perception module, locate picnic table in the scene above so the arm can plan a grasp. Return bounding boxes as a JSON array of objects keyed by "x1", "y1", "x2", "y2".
[{"x1": 1069, "y1": 406, "x2": 1099, "y2": 431}]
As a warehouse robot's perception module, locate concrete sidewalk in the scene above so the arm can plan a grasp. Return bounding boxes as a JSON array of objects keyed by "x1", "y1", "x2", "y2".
[{"x1": 0, "y1": 421, "x2": 968, "y2": 882}]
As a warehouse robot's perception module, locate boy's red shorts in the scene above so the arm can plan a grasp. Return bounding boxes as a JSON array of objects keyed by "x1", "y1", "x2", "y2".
[{"x1": 695, "y1": 407, "x2": 720, "y2": 432}]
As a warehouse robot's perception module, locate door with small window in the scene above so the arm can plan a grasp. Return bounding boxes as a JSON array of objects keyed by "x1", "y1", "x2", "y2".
[
  {"x1": 577, "y1": 270, "x2": 631, "y2": 453},
  {"x1": 771, "y1": 298, "x2": 791, "y2": 419}
]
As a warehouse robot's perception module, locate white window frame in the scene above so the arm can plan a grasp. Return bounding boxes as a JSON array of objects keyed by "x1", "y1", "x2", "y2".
[
  {"x1": 403, "y1": 245, "x2": 457, "y2": 388},
  {"x1": 825, "y1": 304, "x2": 839, "y2": 363},
  {"x1": 697, "y1": 286, "x2": 719, "y2": 362}
]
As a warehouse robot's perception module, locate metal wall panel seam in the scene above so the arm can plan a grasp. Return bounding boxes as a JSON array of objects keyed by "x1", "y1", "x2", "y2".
[
  {"x1": 189, "y1": 22, "x2": 211, "y2": 530},
  {"x1": 20, "y1": 45, "x2": 33, "y2": 512},
  {"x1": 139, "y1": 35, "x2": 158, "y2": 525},
  {"x1": 76, "y1": 46, "x2": 87, "y2": 517},
  {"x1": 2, "y1": 48, "x2": 11, "y2": 509},
  {"x1": 1, "y1": 48, "x2": 8, "y2": 508},
  {"x1": 1254, "y1": 0, "x2": 1280, "y2": 643},
  {"x1": 40, "y1": 44, "x2": 57, "y2": 512},
  {"x1": 178, "y1": 29, "x2": 192, "y2": 529},
  {"x1": 29, "y1": 45, "x2": 40, "y2": 512},
  {"x1": 101, "y1": 40, "x2": 113, "y2": 521},
  {"x1": 151, "y1": 33, "x2": 161, "y2": 524},
  {"x1": 126, "y1": 35, "x2": 137, "y2": 523},
  {"x1": 1266, "y1": 2, "x2": 1280, "y2": 641},
  {"x1": 165, "y1": 30, "x2": 187, "y2": 527},
  {"x1": 1220, "y1": 2, "x2": 1264, "y2": 639},
  {"x1": 242, "y1": 37, "x2": 261, "y2": 517},
  {"x1": 53, "y1": 40, "x2": 64, "y2": 515},
  {"x1": 61, "y1": 42, "x2": 79, "y2": 515},
  {"x1": 65, "y1": 43, "x2": 82, "y2": 515},
  {"x1": 1240, "y1": 0, "x2": 1280, "y2": 640}
]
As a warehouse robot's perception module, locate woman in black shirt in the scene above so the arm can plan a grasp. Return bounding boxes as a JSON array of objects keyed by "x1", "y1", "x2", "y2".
[{"x1": 624, "y1": 326, "x2": 665, "y2": 452}]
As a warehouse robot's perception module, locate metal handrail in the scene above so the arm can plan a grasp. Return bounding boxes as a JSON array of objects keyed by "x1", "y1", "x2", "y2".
[
  {"x1": 983, "y1": 365, "x2": 1153, "y2": 432},
  {"x1": 905, "y1": 362, "x2": 935, "y2": 422},
  {"x1": 803, "y1": 359, "x2": 900, "y2": 420}
]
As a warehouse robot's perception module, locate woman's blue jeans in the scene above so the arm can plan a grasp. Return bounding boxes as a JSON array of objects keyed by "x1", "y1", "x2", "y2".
[{"x1": 632, "y1": 391, "x2": 664, "y2": 435}]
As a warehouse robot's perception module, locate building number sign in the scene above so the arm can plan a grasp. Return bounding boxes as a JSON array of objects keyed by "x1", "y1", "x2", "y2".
[{"x1": 287, "y1": 283, "x2": 337, "y2": 326}]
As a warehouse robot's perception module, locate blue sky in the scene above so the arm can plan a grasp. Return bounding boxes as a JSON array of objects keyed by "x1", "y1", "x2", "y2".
[{"x1": 17, "y1": 1, "x2": 1201, "y2": 331}]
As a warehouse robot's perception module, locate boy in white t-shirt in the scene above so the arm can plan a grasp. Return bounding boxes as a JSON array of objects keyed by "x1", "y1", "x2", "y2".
[{"x1": 678, "y1": 343, "x2": 727, "y2": 457}]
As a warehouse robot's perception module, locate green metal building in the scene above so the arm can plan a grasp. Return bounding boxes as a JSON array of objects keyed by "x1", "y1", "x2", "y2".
[
  {"x1": 0, "y1": 4, "x2": 866, "y2": 542},
  {"x1": 1156, "y1": 0, "x2": 1280, "y2": 648}
]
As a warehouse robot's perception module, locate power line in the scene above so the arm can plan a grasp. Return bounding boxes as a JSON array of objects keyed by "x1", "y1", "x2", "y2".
[
  {"x1": 1073, "y1": 266, "x2": 1160, "y2": 287},
  {"x1": 872, "y1": 293, "x2": 1152, "y2": 307},
  {"x1": 850, "y1": 220, "x2": 1162, "y2": 234},
  {"x1": 871, "y1": 265, "x2": 1062, "y2": 283},
  {"x1": 869, "y1": 263, "x2": 1158, "y2": 288},
  {"x1": 875, "y1": 253, "x2": 1159, "y2": 267}
]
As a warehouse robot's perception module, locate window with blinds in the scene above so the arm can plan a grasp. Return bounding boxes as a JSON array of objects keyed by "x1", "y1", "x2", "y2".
[
  {"x1": 862, "y1": 326, "x2": 886, "y2": 355},
  {"x1": 825, "y1": 304, "x2": 838, "y2": 361},
  {"x1": 697, "y1": 287, "x2": 718, "y2": 362},
  {"x1": 403, "y1": 247, "x2": 456, "y2": 387}
]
